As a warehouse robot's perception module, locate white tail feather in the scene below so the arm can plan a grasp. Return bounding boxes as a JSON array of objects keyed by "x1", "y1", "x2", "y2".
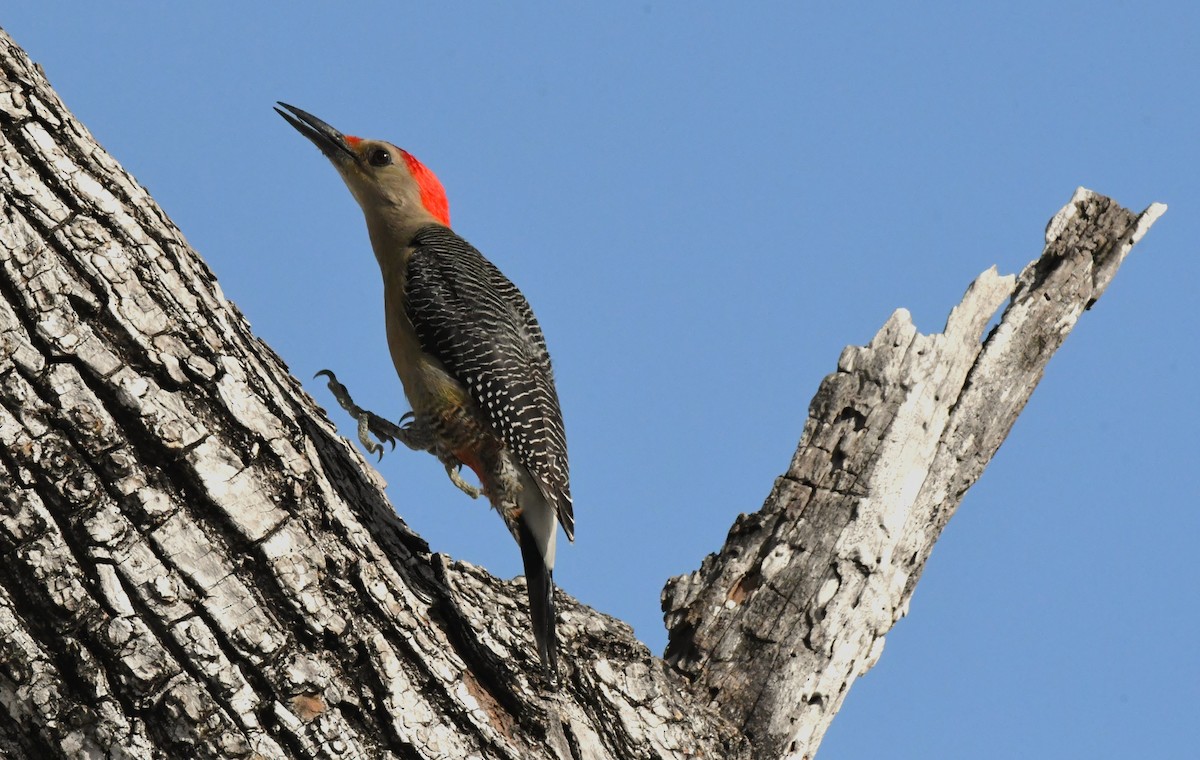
[{"x1": 517, "y1": 466, "x2": 558, "y2": 569}]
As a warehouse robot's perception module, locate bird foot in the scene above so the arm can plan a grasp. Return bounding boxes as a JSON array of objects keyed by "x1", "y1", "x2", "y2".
[
  {"x1": 447, "y1": 464, "x2": 482, "y2": 499},
  {"x1": 316, "y1": 371, "x2": 482, "y2": 500},
  {"x1": 316, "y1": 369, "x2": 426, "y2": 460}
]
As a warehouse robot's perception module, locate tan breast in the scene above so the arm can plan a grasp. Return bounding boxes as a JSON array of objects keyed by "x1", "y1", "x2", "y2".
[{"x1": 379, "y1": 254, "x2": 470, "y2": 415}]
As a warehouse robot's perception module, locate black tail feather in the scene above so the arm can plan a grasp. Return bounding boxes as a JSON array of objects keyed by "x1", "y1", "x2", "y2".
[{"x1": 517, "y1": 520, "x2": 557, "y2": 683}]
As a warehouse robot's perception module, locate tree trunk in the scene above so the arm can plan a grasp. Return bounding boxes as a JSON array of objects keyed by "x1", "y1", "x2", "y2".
[{"x1": 0, "y1": 28, "x2": 1164, "y2": 760}]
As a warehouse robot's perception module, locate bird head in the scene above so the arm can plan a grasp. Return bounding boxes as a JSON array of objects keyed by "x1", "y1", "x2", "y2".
[{"x1": 275, "y1": 102, "x2": 449, "y2": 229}]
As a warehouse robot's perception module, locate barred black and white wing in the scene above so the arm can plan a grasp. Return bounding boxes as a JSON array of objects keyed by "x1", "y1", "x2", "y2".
[{"x1": 404, "y1": 225, "x2": 574, "y2": 540}]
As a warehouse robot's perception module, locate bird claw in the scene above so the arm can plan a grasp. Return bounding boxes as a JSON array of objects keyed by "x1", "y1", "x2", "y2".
[
  {"x1": 356, "y1": 414, "x2": 400, "y2": 461},
  {"x1": 316, "y1": 371, "x2": 481, "y2": 499},
  {"x1": 316, "y1": 369, "x2": 410, "y2": 459}
]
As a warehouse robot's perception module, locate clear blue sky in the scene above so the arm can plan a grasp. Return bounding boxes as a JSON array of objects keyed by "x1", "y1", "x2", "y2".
[{"x1": 6, "y1": 4, "x2": 1197, "y2": 756}]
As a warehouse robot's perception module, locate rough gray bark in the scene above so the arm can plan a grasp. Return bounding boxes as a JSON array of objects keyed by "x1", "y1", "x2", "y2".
[{"x1": 0, "y1": 27, "x2": 1163, "y2": 760}]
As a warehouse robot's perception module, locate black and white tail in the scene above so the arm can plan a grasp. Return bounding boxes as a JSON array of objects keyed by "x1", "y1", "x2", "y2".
[{"x1": 516, "y1": 467, "x2": 560, "y2": 681}]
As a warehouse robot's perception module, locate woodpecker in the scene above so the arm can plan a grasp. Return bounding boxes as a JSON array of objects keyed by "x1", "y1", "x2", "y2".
[{"x1": 276, "y1": 103, "x2": 572, "y2": 680}]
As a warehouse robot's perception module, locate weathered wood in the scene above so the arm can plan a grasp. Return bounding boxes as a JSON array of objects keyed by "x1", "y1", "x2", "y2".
[
  {"x1": 0, "y1": 25, "x2": 1163, "y2": 760},
  {"x1": 661, "y1": 190, "x2": 1164, "y2": 759}
]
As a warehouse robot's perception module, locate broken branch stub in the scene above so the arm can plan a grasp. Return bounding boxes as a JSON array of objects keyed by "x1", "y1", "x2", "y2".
[{"x1": 662, "y1": 188, "x2": 1164, "y2": 759}]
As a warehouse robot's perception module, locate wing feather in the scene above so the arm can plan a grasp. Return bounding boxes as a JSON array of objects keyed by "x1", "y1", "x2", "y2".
[{"x1": 405, "y1": 226, "x2": 574, "y2": 538}]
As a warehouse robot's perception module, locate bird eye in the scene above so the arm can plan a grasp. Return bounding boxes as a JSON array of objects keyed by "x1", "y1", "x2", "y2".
[{"x1": 368, "y1": 147, "x2": 393, "y2": 167}]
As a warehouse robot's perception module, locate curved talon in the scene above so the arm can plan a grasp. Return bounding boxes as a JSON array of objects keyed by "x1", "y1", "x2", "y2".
[
  {"x1": 318, "y1": 369, "x2": 409, "y2": 459},
  {"x1": 315, "y1": 369, "x2": 349, "y2": 400},
  {"x1": 366, "y1": 414, "x2": 402, "y2": 453}
]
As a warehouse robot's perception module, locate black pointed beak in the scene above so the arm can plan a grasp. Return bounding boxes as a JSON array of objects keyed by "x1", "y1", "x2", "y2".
[{"x1": 275, "y1": 102, "x2": 358, "y2": 163}]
